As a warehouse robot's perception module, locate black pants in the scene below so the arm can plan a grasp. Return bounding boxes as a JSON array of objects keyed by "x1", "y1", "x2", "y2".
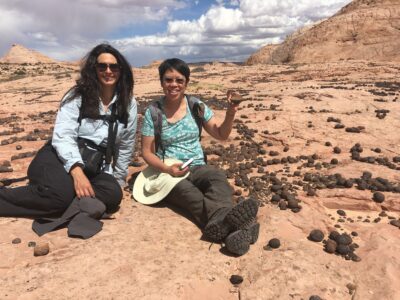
[
  {"x1": 164, "y1": 165, "x2": 233, "y2": 228},
  {"x1": 0, "y1": 144, "x2": 122, "y2": 218}
]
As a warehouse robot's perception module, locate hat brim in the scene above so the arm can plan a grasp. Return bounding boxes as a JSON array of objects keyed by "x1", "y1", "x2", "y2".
[{"x1": 132, "y1": 158, "x2": 189, "y2": 205}]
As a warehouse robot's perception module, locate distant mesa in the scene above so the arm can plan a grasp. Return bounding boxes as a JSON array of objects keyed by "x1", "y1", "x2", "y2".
[
  {"x1": 246, "y1": 0, "x2": 400, "y2": 65},
  {"x1": 0, "y1": 44, "x2": 56, "y2": 64},
  {"x1": 143, "y1": 60, "x2": 163, "y2": 68}
]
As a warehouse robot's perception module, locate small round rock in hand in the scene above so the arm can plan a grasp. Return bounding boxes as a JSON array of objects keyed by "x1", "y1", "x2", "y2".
[{"x1": 227, "y1": 90, "x2": 244, "y2": 106}]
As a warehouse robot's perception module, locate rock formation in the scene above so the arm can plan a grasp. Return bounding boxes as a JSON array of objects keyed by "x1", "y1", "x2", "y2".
[
  {"x1": 246, "y1": 0, "x2": 400, "y2": 64},
  {"x1": 0, "y1": 44, "x2": 56, "y2": 64}
]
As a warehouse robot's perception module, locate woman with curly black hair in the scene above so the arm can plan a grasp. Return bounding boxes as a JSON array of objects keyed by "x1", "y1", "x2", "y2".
[{"x1": 0, "y1": 43, "x2": 137, "y2": 223}]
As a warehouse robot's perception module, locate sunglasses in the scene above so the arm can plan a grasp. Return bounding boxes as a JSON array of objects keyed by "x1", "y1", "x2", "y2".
[
  {"x1": 163, "y1": 77, "x2": 186, "y2": 85},
  {"x1": 96, "y1": 63, "x2": 120, "y2": 73}
]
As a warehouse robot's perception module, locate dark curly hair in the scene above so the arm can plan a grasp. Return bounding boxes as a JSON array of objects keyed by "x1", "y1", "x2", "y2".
[{"x1": 63, "y1": 43, "x2": 133, "y2": 125}]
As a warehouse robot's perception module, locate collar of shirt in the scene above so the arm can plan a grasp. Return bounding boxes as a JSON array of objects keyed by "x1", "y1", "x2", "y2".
[{"x1": 99, "y1": 94, "x2": 118, "y2": 114}]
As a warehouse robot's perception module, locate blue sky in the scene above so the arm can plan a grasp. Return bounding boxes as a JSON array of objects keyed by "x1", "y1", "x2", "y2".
[{"x1": 0, "y1": 0, "x2": 352, "y2": 66}]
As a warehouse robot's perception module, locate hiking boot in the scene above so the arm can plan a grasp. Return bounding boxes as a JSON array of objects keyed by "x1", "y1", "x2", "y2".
[
  {"x1": 203, "y1": 208, "x2": 231, "y2": 242},
  {"x1": 203, "y1": 199, "x2": 259, "y2": 242},
  {"x1": 225, "y1": 198, "x2": 259, "y2": 230},
  {"x1": 248, "y1": 222, "x2": 260, "y2": 245},
  {"x1": 224, "y1": 229, "x2": 251, "y2": 256}
]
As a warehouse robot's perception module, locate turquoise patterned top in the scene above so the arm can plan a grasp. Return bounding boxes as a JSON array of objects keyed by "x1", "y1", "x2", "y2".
[{"x1": 142, "y1": 96, "x2": 213, "y2": 166}]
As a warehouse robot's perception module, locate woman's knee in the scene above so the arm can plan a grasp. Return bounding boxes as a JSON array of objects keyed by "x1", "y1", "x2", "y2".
[
  {"x1": 195, "y1": 165, "x2": 227, "y2": 183},
  {"x1": 92, "y1": 175, "x2": 123, "y2": 211},
  {"x1": 106, "y1": 183, "x2": 123, "y2": 208}
]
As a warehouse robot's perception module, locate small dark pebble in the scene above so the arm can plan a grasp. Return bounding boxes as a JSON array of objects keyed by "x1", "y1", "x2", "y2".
[
  {"x1": 12, "y1": 238, "x2": 21, "y2": 244},
  {"x1": 329, "y1": 231, "x2": 340, "y2": 240},
  {"x1": 347, "y1": 283, "x2": 357, "y2": 293},
  {"x1": 309, "y1": 296, "x2": 322, "y2": 300},
  {"x1": 309, "y1": 229, "x2": 324, "y2": 242},
  {"x1": 278, "y1": 200, "x2": 287, "y2": 210},
  {"x1": 268, "y1": 238, "x2": 281, "y2": 249},
  {"x1": 351, "y1": 254, "x2": 362, "y2": 262},
  {"x1": 307, "y1": 189, "x2": 316, "y2": 196},
  {"x1": 230, "y1": 275, "x2": 243, "y2": 285},
  {"x1": 333, "y1": 147, "x2": 341, "y2": 154},
  {"x1": 271, "y1": 194, "x2": 281, "y2": 202},
  {"x1": 336, "y1": 244, "x2": 350, "y2": 255},
  {"x1": 337, "y1": 209, "x2": 346, "y2": 216},
  {"x1": 324, "y1": 239, "x2": 337, "y2": 253},
  {"x1": 28, "y1": 241, "x2": 36, "y2": 247},
  {"x1": 372, "y1": 192, "x2": 385, "y2": 203},
  {"x1": 287, "y1": 198, "x2": 299, "y2": 209},
  {"x1": 291, "y1": 207, "x2": 301, "y2": 213},
  {"x1": 33, "y1": 243, "x2": 50, "y2": 257},
  {"x1": 390, "y1": 220, "x2": 400, "y2": 228},
  {"x1": 336, "y1": 233, "x2": 352, "y2": 245}
]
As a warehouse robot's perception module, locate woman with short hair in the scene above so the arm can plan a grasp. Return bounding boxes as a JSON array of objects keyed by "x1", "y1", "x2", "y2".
[{"x1": 138, "y1": 58, "x2": 259, "y2": 255}]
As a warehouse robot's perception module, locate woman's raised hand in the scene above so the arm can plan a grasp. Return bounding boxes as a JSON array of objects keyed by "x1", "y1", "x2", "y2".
[{"x1": 227, "y1": 90, "x2": 241, "y2": 114}]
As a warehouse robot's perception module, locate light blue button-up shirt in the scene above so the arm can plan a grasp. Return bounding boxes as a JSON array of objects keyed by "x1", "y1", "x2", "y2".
[{"x1": 52, "y1": 94, "x2": 137, "y2": 186}]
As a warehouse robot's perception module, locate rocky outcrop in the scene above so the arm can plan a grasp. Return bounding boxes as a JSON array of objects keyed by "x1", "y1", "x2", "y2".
[
  {"x1": 245, "y1": 44, "x2": 281, "y2": 65},
  {"x1": 0, "y1": 44, "x2": 56, "y2": 64},
  {"x1": 246, "y1": 0, "x2": 400, "y2": 64}
]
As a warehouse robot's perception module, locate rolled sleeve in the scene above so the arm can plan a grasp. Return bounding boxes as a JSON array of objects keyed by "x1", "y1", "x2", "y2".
[
  {"x1": 200, "y1": 100, "x2": 214, "y2": 122},
  {"x1": 141, "y1": 108, "x2": 155, "y2": 137},
  {"x1": 52, "y1": 97, "x2": 83, "y2": 173},
  {"x1": 113, "y1": 98, "x2": 138, "y2": 186}
]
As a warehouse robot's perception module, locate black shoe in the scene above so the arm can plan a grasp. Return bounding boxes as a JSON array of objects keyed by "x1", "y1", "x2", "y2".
[
  {"x1": 203, "y1": 208, "x2": 231, "y2": 242},
  {"x1": 248, "y1": 222, "x2": 260, "y2": 245},
  {"x1": 204, "y1": 199, "x2": 259, "y2": 242},
  {"x1": 224, "y1": 229, "x2": 251, "y2": 256},
  {"x1": 225, "y1": 198, "x2": 259, "y2": 230}
]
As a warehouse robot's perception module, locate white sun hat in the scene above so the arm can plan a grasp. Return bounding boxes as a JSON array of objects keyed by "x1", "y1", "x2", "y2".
[{"x1": 132, "y1": 158, "x2": 190, "y2": 205}]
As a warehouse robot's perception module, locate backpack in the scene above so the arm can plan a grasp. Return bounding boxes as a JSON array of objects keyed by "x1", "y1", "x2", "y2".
[{"x1": 149, "y1": 95, "x2": 206, "y2": 160}]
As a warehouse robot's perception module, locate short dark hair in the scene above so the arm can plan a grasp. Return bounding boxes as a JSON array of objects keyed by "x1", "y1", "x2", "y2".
[
  {"x1": 63, "y1": 43, "x2": 133, "y2": 125},
  {"x1": 158, "y1": 58, "x2": 190, "y2": 83}
]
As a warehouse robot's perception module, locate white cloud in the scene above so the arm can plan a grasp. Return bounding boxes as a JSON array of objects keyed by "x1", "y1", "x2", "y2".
[
  {"x1": 0, "y1": 0, "x2": 352, "y2": 66},
  {"x1": 201, "y1": 6, "x2": 243, "y2": 34},
  {"x1": 0, "y1": 0, "x2": 186, "y2": 59},
  {"x1": 116, "y1": 0, "x2": 351, "y2": 65}
]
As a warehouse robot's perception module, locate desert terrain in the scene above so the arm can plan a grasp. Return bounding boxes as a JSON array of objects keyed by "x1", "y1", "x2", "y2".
[
  {"x1": 1, "y1": 0, "x2": 400, "y2": 296},
  {"x1": 0, "y1": 54, "x2": 399, "y2": 300}
]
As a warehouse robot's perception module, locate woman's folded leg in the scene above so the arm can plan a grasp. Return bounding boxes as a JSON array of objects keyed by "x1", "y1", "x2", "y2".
[
  {"x1": 0, "y1": 144, "x2": 75, "y2": 218},
  {"x1": 90, "y1": 173, "x2": 123, "y2": 214}
]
